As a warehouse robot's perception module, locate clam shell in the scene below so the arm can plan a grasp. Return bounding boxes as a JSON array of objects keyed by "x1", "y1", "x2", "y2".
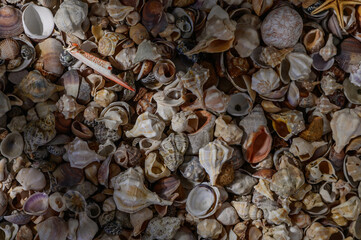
[
  {"x1": 23, "y1": 192, "x2": 49, "y2": 216},
  {"x1": 0, "y1": 38, "x2": 19, "y2": 60},
  {"x1": 37, "y1": 216, "x2": 68, "y2": 240},
  {"x1": 0, "y1": 6, "x2": 23, "y2": 38},
  {"x1": 0, "y1": 132, "x2": 23, "y2": 160}
]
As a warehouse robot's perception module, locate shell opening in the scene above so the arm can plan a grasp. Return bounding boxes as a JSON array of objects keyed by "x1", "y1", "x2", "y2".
[{"x1": 246, "y1": 126, "x2": 272, "y2": 163}]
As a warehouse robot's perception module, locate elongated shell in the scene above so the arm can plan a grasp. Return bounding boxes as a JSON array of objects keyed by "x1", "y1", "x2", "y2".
[
  {"x1": 111, "y1": 167, "x2": 172, "y2": 213},
  {"x1": 159, "y1": 133, "x2": 188, "y2": 172}
]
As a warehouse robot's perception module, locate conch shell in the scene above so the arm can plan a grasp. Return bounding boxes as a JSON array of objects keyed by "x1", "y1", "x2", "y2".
[
  {"x1": 111, "y1": 166, "x2": 172, "y2": 213},
  {"x1": 286, "y1": 52, "x2": 313, "y2": 81},
  {"x1": 185, "y1": 5, "x2": 236, "y2": 55},
  {"x1": 239, "y1": 105, "x2": 272, "y2": 164},
  {"x1": 289, "y1": 137, "x2": 328, "y2": 162},
  {"x1": 331, "y1": 108, "x2": 361, "y2": 153},
  {"x1": 125, "y1": 112, "x2": 166, "y2": 140},
  {"x1": 199, "y1": 139, "x2": 234, "y2": 185},
  {"x1": 180, "y1": 64, "x2": 209, "y2": 105}
]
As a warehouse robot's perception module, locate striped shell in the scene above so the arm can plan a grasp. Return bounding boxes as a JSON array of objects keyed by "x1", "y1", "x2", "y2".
[
  {"x1": 0, "y1": 6, "x2": 23, "y2": 38},
  {"x1": 0, "y1": 38, "x2": 20, "y2": 60}
]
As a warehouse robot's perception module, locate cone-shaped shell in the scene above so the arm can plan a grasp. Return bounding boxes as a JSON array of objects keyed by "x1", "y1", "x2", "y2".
[{"x1": 111, "y1": 167, "x2": 172, "y2": 213}]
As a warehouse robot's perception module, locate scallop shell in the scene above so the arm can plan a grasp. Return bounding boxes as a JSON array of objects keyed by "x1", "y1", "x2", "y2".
[
  {"x1": 0, "y1": 6, "x2": 23, "y2": 38},
  {"x1": 199, "y1": 139, "x2": 234, "y2": 185},
  {"x1": 15, "y1": 70, "x2": 64, "y2": 103},
  {"x1": 144, "y1": 152, "x2": 170, "y2": 183},
  {"x1": 64, "y1": 137, "x2": 105, "y2": 169},
  {"x1": 330, "y1": 108, "x2": 361, "y2": 153},
  {"x1": 0, "y1": 132, "x2": 23, "y2": 160},
  {"x1": 261, "y1": 6, "x2": 303, "y2": 49},
  {"x1": 271, "y1": 110, "x2": 305, "y2": 141},
  {"x1": 111, "y1": 166, "x2": 172, "y2": 213},
  {"x1": 305, "y1": 158, "x2": 338, "y2": 184},
  {"x1": 159, "y1": 133, "x2": 188, "y2": 172},
  {"x1": 54, "y1": 0, "x2": 88, "y2": 39},
  {"x1": 125, "y1": 112, "x2": 166, "y2": 140}
]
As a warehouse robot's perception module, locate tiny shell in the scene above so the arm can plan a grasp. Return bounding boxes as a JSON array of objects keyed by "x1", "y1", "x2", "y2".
[
  {"x1": 0, "y1": 38, "x2": 19, "y2": 60},
  {"x1": 129, "y1": 23, "x2": 149, "y2": 45},
  {"x1": 56, "y1": 95, "x2": 86, "y2": 119}
]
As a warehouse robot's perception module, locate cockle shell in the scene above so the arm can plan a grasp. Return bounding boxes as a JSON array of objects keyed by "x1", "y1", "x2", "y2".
[
  {"x1": 125, "y1": 112, "x2": 166, "y2": 140},
  {"x1": 171, "y1": 111, "x2": 199, "y2": 133},
  {"x1": 185, "y1": 5, "x2": 236, "y2": 55},
  {"x1": 111, "y1": 166, "x2": 172, "y2": 213},
  {"x1": 37, "y1": 216, "x2": 68, "y2": 240},
  {"x1": 0, "y1": 6, "x2": 23, "y2": 38},
  {"x1": 0, "y1": 38, "x2": 19, "y2": 60},
  {"x1": 22, "y1": 3, "x2": 54, "y2": 40},
  {"x1": 0, "y1": 132, "x2": 23, "y2": 160},
  {"x1": 15, "y1": 70, "x2": 64, "y2": 103},
  {"x1": 144, "y1": 152, "x2": 171, "y2": 183},
  {"x1": 289, "y1": 137, "x2": 328, "y2": 162},
  {"x1": 332, "y1": 196, "x2": 361, "y2": 221},
  {"x1": 35, "y1": 38, "x2": 64, "y2": 79},
  {"x1": 214, "y1": 115, "x2": 243, "y2": 145},
  {"x1": 23, "y1": 192, "x2": 48, "y2": 216},
  {"x1": 261, "y1": 6, "x2": 303, "y2": 49},
  {"x1": 54, "y1": 0, "x2": 88, "y2": 39},
  {"x1": 270, "y1": 165, "x2": 305, "y2": 198},
  {"x1": 331, "y1": 108, "x2": 361, "y2": 153},
  {"x1": 186, "y1": 183, "x2": 221, "y2": 218},
  {"x1": 251, "y1": 68, "x2": 280, "y2": 97},
  {"x1": 56, "y1": 95, "x2": 85, "y2": 119},
  {"x1": 305, "y1": 158, "x2": 337, "y2": 184},
  {"x1": 286, "y1": 52, "x2": 313, "y2": 81},
  {"x1": 64, "y1": 137, "x2": 105, "y2": 169},
  {"x1": 199, "y1": 139, "x2": 233, "y2": 185},
  {"x1": 271, "y1": 110, "x2": 305, "y2": 141},
  {"x1": 320, "y1": 34, "x2": 337, "y2": 61},
  {"x1": 239, "y1": 105, "x2": 272, "y2": 163},
  {"x1": 15, "y1": 168, "x2": 46, "y2": 191},
  {"x1": 23, "y1": 113, "x2": 56, "y2": 153},
  {"x1": 159, "y1": 133, "x2": 188, "y2": 172}
]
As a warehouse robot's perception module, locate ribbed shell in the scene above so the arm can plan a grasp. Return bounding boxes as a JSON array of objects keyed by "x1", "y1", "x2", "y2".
[{"x1": 0, "y1": 6, "x2": 23, "y2": 38}]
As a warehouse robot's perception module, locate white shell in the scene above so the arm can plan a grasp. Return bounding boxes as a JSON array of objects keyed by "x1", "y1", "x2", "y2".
[
  {"x1": 286, "y1": 52, "x2": 313, "y2": 81},
  {"x1": 215, "y1": 202, "x2": 239, "y2": 226},
  {"x1": 22, "y1": 3, "x2": 54, "y2": 40},
  {"x1": 125, "y1": 112, "x2": 166, "y2": 140},
  {"x1": 251, "y1": 68, "x2": 280, "y2": 96},
  {"x1": 214, "y1": 115, "x2": 243, "y2": 145},
  {"x1": 15, "y1": 168, "x2": 46, "y2": 191},
  {"x1": 171, "y1": 111, "x2": 199, "y2": 133},
  {"x1": 289, "y1": 137, "x2": 328, "y2": 162}
]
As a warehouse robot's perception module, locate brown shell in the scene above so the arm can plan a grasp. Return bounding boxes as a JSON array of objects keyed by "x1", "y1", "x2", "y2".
[
  {"x1": 129, "y1": 23, "x2": 150, "y2": 45},
  {"x1": 0, "y1": 38, "x2": 20, "y2": 60},
  {"x1": 0, "y1": 6, "x2": 23, "y2": 38}
]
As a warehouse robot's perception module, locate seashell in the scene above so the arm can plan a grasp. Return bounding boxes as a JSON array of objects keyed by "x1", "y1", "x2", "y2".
[
  {"x1": 226, "y1": 171, "x2": 258, "y2": 196},
  {"x1": 153, "y1": 59, "x2": 176, "y2": 85},
  {"x1": 234, "y1": 23, "x2": 260, "y2": 58},
  {"x1": 343, "y1": 77, "x2": 361, "y2": 104},
  {"x1": 114, "y1": 142, "x2": 142, "y2": 168},
  {"x1": 289, "y1": 137, "x2": 328, "y2": 162},
  {"x1": 270, "y1": 165, "x2": 305, "y2": 198},
  {"x1": 286, "y1": 52, "x2": 313, "y2": 81},
  {"x1": 125, "y1": 112, "x2": 165, "y2": 140},
  {"x1": 77, "y1": 212, "x2": 98, "y2": 240},
  {"x1": 126, "y1": 10, "x2": 140, "y2": 26},
  {"x1": 111, "y1": 167, "x2": 172, "y2": 213},
  {"x1": 98, "y1": 139, "x2": 116, "y2": 157},
  {"x1": 129, "y1": 23, "x2": 149, "y2": 45},
  {"x1": 226, "y1": 92, "x2": 253, "y2": 117},
  {"x1": 172, "y1": 8, "x2": 193, "y2": 39},
  {"x1": 0, "y1": 91, "x2": 10, "y2": 118},
  {"x1": 159, "y1": 133, "x2": 188, "y2": 172},
  {"x1": 66, "y1": 218, "x2": 78, "y2": 240},
  {"x1": 239, "y1": 105, "x2": 272, "y2": 163},
  {"x1": 303, "y1": 29, "x2": 325, "y2": 54},
  {"x1": 336, "y1": 37, "x2": 361, "y2": 73},
  {"x1": 54, "y1": 0, "x2": 88, "y2": 39},
  {"x1": 64, "y1": 190, "x2": 86, "y2": 213},
  {"x1": 231, "y1": 197, "x2": 263, "y2": 221},
  {"x1": 53, "y1": 163, "x2": 84, "y2": 188},
  {"x1": 71, "y1": 121, "x2": 93, "y2": 140},
  {"x1": 22, "y1": 3, "x2": 54, "y2": 40},
  {"x1": 98, "y1": 32, "x2": 124, "y2": 57},
  {"x1": 23, "y1": 192, "x2": 48, "y2": 216},
  {"x1": 94, "y1": 89, "x2": 117, "y2": 108},
  {"x1": 305, "y1": 222, "x2": 341, "y2": 240},
  {"x1": 159, "y1": 24, "x2": 181, "y2": 42},
  {"x1": 173, "y1": 0, "x2": 195, "y2": 7},
  {"x1": 305, "y1": 158, "x2": 337, "y2": 184},
  {"x1": 130, "y1": 208, "x2": 153, "y2": 236},
  {"x1": 0, "y1": 6, "x2": 23, "y2": 38},
  {"x1": 171, "y1": 110, "x2": 198, "y2": 133},
  {"x1": 332, "y1": 196, "x2": 361, "y2": 221},
  {"x1": 15, "y1": 70, "x2": 64, "y2": 103},
  {"x1": 34, "y1": 38, "x2": 65, "y2": 79},
  {"x1": 84, "y1": 162, "x2": 100, "y2": 185},
  {"x1": 267, "y1": 208, "x2": 292, "y2": 226},
  {"x1": 94, "y1": 121, "x2": 122, "y2": 144},
  {"x1": 97, "y1": 101, "x2": 132, "y2": 130},
  {"x1": 36, "y1": 216, "x2": 68, "y2": 240},
  {"x1": 254, "y1": 178, "x2": 274, "y2": 201},
  {"x1": 143, "y1": 217, "x2": 181, "y2": 240},
  {"x1": 271, "y1": 110, "x2": 305, "y2": 141},
  {"x1": 0, "y1": 132, "x2": 23, "y2": 160},
  {"x1": 321, "y1": 74, "x2": 343, "y2": 96},
  {"x1": 144, "y1": 152, "x2": 171, "y2": 183},
  {"x1": 197, "y1": 219, "x2": 223, "y2": 239},
  {"x1": 331, "y1": 108, "x2": 361, "y2": 153},
  {"x1": 56, "y1": 95, "x2": 85, "y2": 119},
  {"x1": 0, "y1": 191, "x2": 7, "y2": 216},
  {"x1": 215, "y1": 202, "x2": 239, "y2": 226},
  {"x1": 49, "y1": 192, "x2": 67, "y2": 212},
  {"x1": 179, "y1": 156, "x2": 206, "y2": 184},
  {"x1": 84, "y1": 106, "x2": 100, "y2": 123},
  {"x1": 251, "y1": 68, "x2": 280, "y2": 97},
  {"x1": 102, "y1": 197, "x2": 116, "y2": 212},
  {"x1": 311, "y1": 52, "x2": 334, "y2": 72},
  {"x1": 61, "y1": 70, "x2": 81, "y2": 100},
  {"x1": 345, "y1": 156, "x2": 361, "y2": 183},
  {"x1": 0, "y1": 38, "x2": 19, "y2": 60},
  {"x1": 186, "y1": 183, "x2": 221, "y2": 218},
  {"x1": 350, "y1": 65, "x2": 361, "y2": 88},
  {"x1": 260, "y1": 46, "x2": 293, "y2": 68},
  {"x1": 16, "y1": 225, "x2": 33, "y2": 240},
  {"x1": 185, "y1": 5, "x2": 236, "y2": 55},
  {"x1": 180, "y1": 64, "x2": 209, "y2": 105},
  {"x1": 199, "y1": 139, "x2": 233, "y2": 185},
  {"x1": 134, "y1": 40, "x2": 162, "y2": 63},
  {"x1": 214, "y1": 115, "x2": 243, "y2": 145},
  {"x1": 15, "y1": 168, "x2": 46, "y2": 191},
  {"x1": 320, "y1": 34, "x2": 337, "y2": 61},
  {"x1": 349, "y1": 214, "x2": 361, "y2": 239},
  {"x1": 291, "y1": 211, "x2": 311, "y2": 229},
  {"x1": 107, "y1": 0, "x2": 134, "y2": 22},
  {"x1": 261, "y1": 6, "x2": 303, "y2": 49}
]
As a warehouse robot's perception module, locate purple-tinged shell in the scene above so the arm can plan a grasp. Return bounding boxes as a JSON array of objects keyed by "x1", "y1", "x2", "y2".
[
  {"x1": 23, "y1": 192, "x2": 49, "y2": 216},
  {"x1": 4, "y1": 212, "x2": 32, "y2": 225}
]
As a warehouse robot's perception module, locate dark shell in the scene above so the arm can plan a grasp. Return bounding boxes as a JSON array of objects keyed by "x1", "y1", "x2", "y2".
[
  {"x1": 336, "y1": 38, "x2": 361, "y2": 73},
  {"x1": 0, "y1": 6, "x2": 23, "y2": 38},
  {"x1": 53, "y1": 163, "x2": 84, "y2": 188},
  {"x1": 94, "y1": 122, "x2": 122, "y2": 144},
  {"x1": 142, "y1": 0, "x2": 168, "y2": 36},
  {"x1": 21, "y1": 44, "x2": 34, "y2": 60},
  {"x1": 60, "y1": 50, "x2": 77, "y2": 67},
  {"x1": 4, "y1": 213, "x2": 32, "y2": 225},
  {"x1": 113, "y1": 142, "x2": 142, "y2": 168},
  {"x1": 104, "y1": 220, "x2": 123, "y2": 235}
]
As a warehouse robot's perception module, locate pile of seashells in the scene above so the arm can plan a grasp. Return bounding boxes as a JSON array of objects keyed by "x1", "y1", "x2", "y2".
[{"x1": 3, "y1": 0, "x2": 361, "y2": 239}]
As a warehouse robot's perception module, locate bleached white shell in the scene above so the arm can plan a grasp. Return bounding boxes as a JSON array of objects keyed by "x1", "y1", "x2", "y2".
[
  {"x1": 251, "y1": 68, "x2": 280, "y2": 96},
  {"x1": 125, "y1": 112, "x2": 166, "y2": 140},
  {"x1": 22, "y1": 3, "x2": 54, "y2": 40},
  {"x1": 289, "y1": 137, "x2": 328, "y2": 162},
  {"x1": 199, "y1": 139, "x2": 234, "y2": 185},
  {"x1": 97, "y1": 101, "x2": 132, "y2": 130},
  {"x1": 171, "y1": 111, "x2": 198, "y2": 133},
  {"x1": 197, "y1": 219, "x2": 224, "y2": 239},
  {"x1": 286, "y1": 52, "x2": 313, "y2": 81},
  {"x1": 16, "y1": 168, "x2": 46, "y2": 191},
  {"x1": 215, "y1": 202, "x2": 239, "y2": 226},
  {"x1": 214, "y1": 115, "x2": 243, "y2": 145}
]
